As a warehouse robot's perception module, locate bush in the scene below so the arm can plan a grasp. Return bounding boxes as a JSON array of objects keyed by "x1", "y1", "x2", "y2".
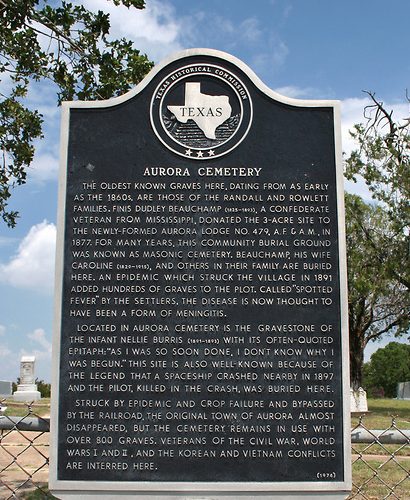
[
  {"x1": 12, "y1": 378, "x2": 51, "y2": 398},
  {"x1": 36, "y1": 379, "x2": 51, "y2": 398}
]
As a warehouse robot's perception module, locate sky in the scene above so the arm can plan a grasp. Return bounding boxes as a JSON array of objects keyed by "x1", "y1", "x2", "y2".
[{"x1": 0, "y1": 0, "x2": 409, "y2": 383}]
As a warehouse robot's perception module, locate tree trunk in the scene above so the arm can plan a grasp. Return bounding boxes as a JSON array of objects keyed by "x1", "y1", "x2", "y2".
[{"x1": 350, "y1": 329, "x2": 365, "y2": 390}]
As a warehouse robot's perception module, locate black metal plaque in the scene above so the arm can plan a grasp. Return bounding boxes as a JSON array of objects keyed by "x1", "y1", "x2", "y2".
[{"x1": 51, "y1": 49, "x2": 350, "y2": 494}]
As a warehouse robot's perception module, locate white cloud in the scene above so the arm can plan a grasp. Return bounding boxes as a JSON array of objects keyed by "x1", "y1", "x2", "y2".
[
  {"x1": 0, "y1": 327, "x2": 9, "y2": 368},
  {"x1": 282, "y1": 4, "x2": 293, "y2": 19},
  {"x1": 0, "y1": 221, "x2": 56, "y2": 294},
  {"x1": 239, "y1": 18, "x2": 262, "y2": 43},
  {"x1": 274, "y1": 85, "x2": 317, "y2": 99},
  {"x1": 82, "y1": 0, "x2": 183, "y2": 62},
  {"x1": 27, "y1": 152, "x2": 59, "y2": 183},
  {"x1": 0, "y1": 73, "x2": 14, "y2": 96},
  {"x1": 76, "y1": 2, "x2": 291, "y2": 81},
  {"x1": 340, "y1": 97, "x2": 373, "y2": 200},
  {"x1": 0, "y1": 345, "x2": 12, "y2": 358},
  {"x1": 0, "y1": 236, "x2": 19, "y2": 247},
  {"x1": 341, "y1": 97, "x2": 409, "y2": 157},
  {"x1": 82, "y1": 0, "x2": 287, "y2": 75},
  {"x1": 340, "y1": 97, "x2": 370, "y2": 156},
  {"x1": 0, "y1": 327, "x2": 53, "y2": 381},
  {"x1": 272, "y1": 41, "x2": 289, "y2": 66},
  {"x1": 251, "y1": 40, "x2": 289, "y2": 73},
  {"x1": 26, "y1": 328, "x2": 52, "y2": 360},
  {"x1": 28, "y1": 80, "x2": 60, "y2": 121}
]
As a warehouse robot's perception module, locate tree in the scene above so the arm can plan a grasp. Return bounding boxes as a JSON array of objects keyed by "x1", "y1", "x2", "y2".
[
  {"x1": 36, "y1": 378, "x2": 51, "y2": 398},
  {"x1": 363, "y1": 342, "x2": 410, "y2": 398},
  {"x1": 345, "y1": 193, "x2": 409, "y2": 389},
  {"x1": 0, "y1": 0, "x2": 153, "y2": 226},
  {"x1": 345, "y1": 91, "x2": 410, "y2": 291},
  {"x1": 345, "y1": 92, "x2": 409, "y2": 388}
]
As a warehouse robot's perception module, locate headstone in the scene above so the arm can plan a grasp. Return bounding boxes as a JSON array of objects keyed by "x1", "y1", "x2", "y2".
[
  {"x1": 350, "y1": 387, "x2": 368, "y2": 413},
  {"x1": 13, "y1": 356, "x2": 41, "y2": 402},
  {"x1": 397, "y1": 381, "x2": 410, "y2": 400},
  {"x1": 50, "y1": 49, "x2": 351, "y2": 499},
  {"x1": 0, "y1": 380, "x2": 12, "y2": 397}
]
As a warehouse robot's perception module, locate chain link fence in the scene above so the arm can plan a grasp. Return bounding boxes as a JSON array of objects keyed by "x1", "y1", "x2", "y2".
[
  {"x1": 1, "y1": 400, "x2": 409, "y2": 499},
  {"x1": 350, "y1": 416, "x2": 410, "y2": 499},
  {"x1": 0, "y1": 400, "x2": 51, "y2": 499}
]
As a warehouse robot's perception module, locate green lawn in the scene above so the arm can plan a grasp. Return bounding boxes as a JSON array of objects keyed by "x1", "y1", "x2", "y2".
[
  {"x1": 1, "y1": 398, "x2": 50, "y2": 418},
  {"x1": 349, "y1": 399, "x2": 410, "y2": 499},
  {"x1": 350, "y1": 459, "x2": 410, "y2": 499},
  {"x1": 22, "y1": 485, "x2": 57, "y2": 499},
  {"x1": 351, "y1": 398, "x2": 410, "y2": 430}
]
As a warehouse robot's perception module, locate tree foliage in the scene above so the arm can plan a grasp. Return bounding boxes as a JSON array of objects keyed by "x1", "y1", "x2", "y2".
[
  {"x1": 363, "y1": 342, "x2": 410, "y2": 398},
  {"x1": 0, "y1": 0, "x2": 153, "y2": 226},
  {"x1": 345, "y1": 93, "x2": 410, "y2": 388},
  {"x1": 345, "y1": 193, "x2": 409, "y2": 389},
  {"x1": 345, "y1": 91, "x2": 410, "y2": 291},
  {"x1": 35, "y1": 378, "x2": 51, "y2": 398}
]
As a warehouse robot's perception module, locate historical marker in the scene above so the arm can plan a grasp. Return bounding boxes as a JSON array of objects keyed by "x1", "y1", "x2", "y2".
[{"x1": 50, "y1": 49, "x2": 351, "y2": 499}]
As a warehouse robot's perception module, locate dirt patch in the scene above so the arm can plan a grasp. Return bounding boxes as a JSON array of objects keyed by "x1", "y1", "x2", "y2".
[{"x1": 0, "y1": 430, "x2": 49, "y2": 499}]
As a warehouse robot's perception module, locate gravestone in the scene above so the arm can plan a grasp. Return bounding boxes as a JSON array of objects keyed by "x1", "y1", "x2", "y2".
[
  {"x1": 0, "y1": 381, "x2": 12, "y2": 398},
  {"x1": 13, "y1": 356, "x2": 41, "y2": 401},
  {"x1": 350, "y1": 387, "x2": 368, "y2": 413},
  {"x1": 397, "y1": 381, "x2": 410, "y2": 400},
  {"x1": 50, "y1": 49, "x2": 351, "y2": 499}
]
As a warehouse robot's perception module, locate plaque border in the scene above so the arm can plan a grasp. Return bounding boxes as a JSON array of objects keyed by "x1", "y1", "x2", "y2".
[{"x1": 50, "y1": 48, "x2": 351, "y2": 497}]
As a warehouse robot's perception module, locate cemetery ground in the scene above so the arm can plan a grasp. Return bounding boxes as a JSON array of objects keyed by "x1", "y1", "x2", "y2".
[
  {"x1": 350, "y1": 399, "x2": 410, "y2": 498},
  {"x1": 1, "y1": 398, "x2": 409, "y2": 498}
]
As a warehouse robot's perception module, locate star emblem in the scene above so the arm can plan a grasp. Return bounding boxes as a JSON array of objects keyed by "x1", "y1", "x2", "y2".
[
  {"x1": 208, "y1": 150, "x2": 215, "y2": 157},
  {"x1": 196, "y1": 150, "x2": 204, "y2": 158},
  {"x1": 185, "y1": 149, "x2": 192, "y2": 156}
]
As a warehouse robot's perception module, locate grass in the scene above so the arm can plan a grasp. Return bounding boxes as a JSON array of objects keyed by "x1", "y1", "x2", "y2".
[
  {"x1": 350, "y1": 459, "x2": 410, "y2": 499},
  {"x1": 1, "y1": 398, "x2": 50, "y2": 418},
  {"x1": 352, "y1": 442, "x2": 410, "y2": 458},
  {"x1": 351, "y1": 398, "x2": 410, "y2": 430},
  {"x1": 351, "y1": 398, "x2": 410, "y2": 458},
  {"x1": 21, "y1": 485, "x2": 57, "y2": 499},
  {"x1": 350, "y1": 399, "x2": 410, "y2": 498}
]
